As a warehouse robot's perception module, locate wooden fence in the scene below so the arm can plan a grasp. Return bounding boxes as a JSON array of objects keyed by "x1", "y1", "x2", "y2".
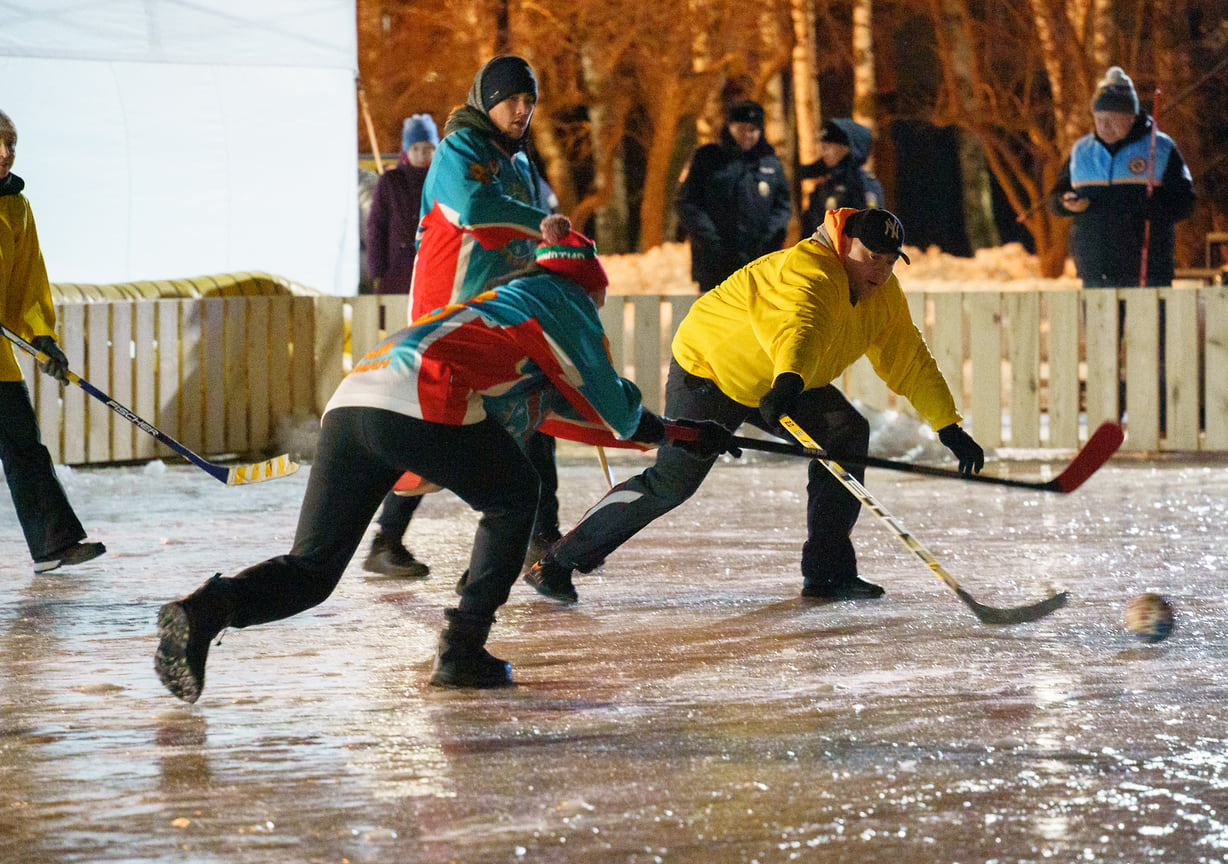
[{"x1": 21, "y1": 282, "x2": 1228, "y2": 467}]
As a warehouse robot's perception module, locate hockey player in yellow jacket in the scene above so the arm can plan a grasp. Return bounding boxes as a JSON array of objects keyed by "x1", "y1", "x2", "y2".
[
  {"x1": 1, "y1": 109, "x2": 105, "y2": 573},
  {"x1": 527, "y1": 207, "x2": 983, "y2": 603}
]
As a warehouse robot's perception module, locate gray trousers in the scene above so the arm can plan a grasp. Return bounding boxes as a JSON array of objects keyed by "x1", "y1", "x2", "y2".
[{"x1": 551, "y1": 358, "x2": 870, "y2": 586}]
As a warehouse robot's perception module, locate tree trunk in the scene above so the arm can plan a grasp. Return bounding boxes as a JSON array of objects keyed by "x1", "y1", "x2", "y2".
[
  {"x1": 639, "y1": 76, "x2": 688, "y2": 250},
  {"x1": 791, "y1": 0, "x2": 821, "y2": 166},
  {"x1": 851, "y1": 0, "x2": 876, "y2": 140}
]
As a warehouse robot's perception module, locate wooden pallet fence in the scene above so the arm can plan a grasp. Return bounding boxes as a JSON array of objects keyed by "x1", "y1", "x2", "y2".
[
  {"x1": 24, "y1": 284, "x2": 1228, "y2": 468},
  {"x1": 29, "y1": 297, "x2": 317, "y2": 466},
  {"x1": 842, "y1": 283, "x2": 1228, "y2": 452}
]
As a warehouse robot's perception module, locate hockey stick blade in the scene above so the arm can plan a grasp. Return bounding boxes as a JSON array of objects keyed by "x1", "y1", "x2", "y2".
[
  {"x1": 778, "y1": 414, "x2": 1068, "y2": 626},
  {"x1": 2, "y1": 324, "x2": 299, "y2": 486},
  {"x1": 957, "y1": 586, "x2": 1070, "y2": 625},
  {"x1": 1048, "y1": 421, "x2": 1123, "y2": 493},
  {"x1": 720, "y1": 420, "x2": 1123, "y2": 494}
]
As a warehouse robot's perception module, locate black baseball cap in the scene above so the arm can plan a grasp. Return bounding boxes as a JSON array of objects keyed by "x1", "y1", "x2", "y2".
[{"x1": 844, "y1": 208, "x2": 910, "y2": 264}]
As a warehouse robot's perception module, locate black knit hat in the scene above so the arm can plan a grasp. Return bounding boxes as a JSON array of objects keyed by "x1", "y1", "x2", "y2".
[
  {"x1": 479, "y1": 55, "x2": 538, "y2": 111},
  {"x1": 727, "y1": 100, "x2": 765, "y2": 130},
  {"x1": 845, "y1": 208, "x2": 910, "y2": 264}
]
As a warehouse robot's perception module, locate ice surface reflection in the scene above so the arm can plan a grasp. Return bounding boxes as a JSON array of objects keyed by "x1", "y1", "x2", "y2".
[{"x1": 1, "y1": 442, "x2": 1226, "y2": 862}]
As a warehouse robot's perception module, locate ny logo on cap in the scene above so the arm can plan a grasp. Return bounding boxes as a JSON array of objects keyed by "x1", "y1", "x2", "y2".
[{"x1": 883, "y1": 217, "x2": 901, "y2": 241}]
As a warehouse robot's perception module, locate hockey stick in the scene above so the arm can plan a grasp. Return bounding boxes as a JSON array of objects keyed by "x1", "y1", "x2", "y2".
[
  {"x1": 2, "y1": 324, "x2": 299, "y2": 486},
  {"x1": 1139, "y1": 88, "x2": 1161, "y2": 287},
  {"x1": 778, "y1": 414, "x2": 1068, "y2": 626},
  {"x1": 356, "y1": 77, "x2": 384, "y2": 175},
  {"x1": 595, "y1": 445, "x2": 615, "y2": 488},
  {"x1": 724, "y1": 421, "x2": 1122, "y2": 494}
]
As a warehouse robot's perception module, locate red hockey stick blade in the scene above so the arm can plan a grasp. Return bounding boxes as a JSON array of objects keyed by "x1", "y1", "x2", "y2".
[{"x1": 1048, "y1": 421, "x2": 1123, "y2": 493}]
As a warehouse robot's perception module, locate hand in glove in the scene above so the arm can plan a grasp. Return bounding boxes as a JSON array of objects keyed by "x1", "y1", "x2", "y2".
[
  {"x1": 666, "y1": 418, "x2": 741, "y2": 461},
  {"x1": 31, "y1": 335, "x2": 70, "y2": 384},
  {"x1": 758, "y1": 372, "x2": 804, "y2": 430},
  {"x1": 540, "y1": 214, "x2": 572, "y2": 245},
  {"x1": 937, "y1": 423, "x2": 984, "y2": 476},
  {"x1": 630, "y1": 411, "x2": 667, "y2": 446}
]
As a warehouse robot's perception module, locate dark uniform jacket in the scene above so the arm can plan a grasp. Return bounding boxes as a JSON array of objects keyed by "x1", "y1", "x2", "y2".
[{"x1": 675, "y1": 131, "x2": 791, "y2": 292}]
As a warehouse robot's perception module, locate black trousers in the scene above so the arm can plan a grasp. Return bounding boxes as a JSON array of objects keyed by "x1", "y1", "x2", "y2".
[
  {"x1": 226, "y1": 408, "x2": 539, "y2": 627},
  {"x1": 551, "y1": 358, "x2": 870, "y2": 585},
  {"x1": 371, "y1": 428, "x2": 558, "y2": 542},
  {"x1": 0, "y1": 380, "x2": 86, "y2": 560}
]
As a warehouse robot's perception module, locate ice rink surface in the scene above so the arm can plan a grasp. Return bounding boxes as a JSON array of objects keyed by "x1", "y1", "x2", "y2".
[{"x1": 2, "y1": 441, "x2": 1227, "y2": 863}]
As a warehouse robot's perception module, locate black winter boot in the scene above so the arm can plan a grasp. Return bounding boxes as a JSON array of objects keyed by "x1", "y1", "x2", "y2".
[
  {"x1": 155, "y1": 573, "x2": 236, "y2": 703},
  {"x1": 429, "y1": 608, "x2": 513, "y2": 689},
  {"x1": 802, "y1": 575, "x2": 885, "y2": 601},
  {"x1": 363, "y1": 532, "x2": 430, "y2": 579},
  {"x1": 524, "y1": 555, "x2": 578, "y2": 604}
]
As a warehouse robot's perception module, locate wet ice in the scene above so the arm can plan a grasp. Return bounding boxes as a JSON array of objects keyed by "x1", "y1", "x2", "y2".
[{"x1": 2, "y1": 422, "x2": 1227, "y2": 863}]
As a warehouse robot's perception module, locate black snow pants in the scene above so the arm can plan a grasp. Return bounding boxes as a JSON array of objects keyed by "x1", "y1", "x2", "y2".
[
  {"x1": 0, "y1": 380, "x2": 87, "y2": 561},
  {"x1": 226, "y1": 407, "x2": 539, "y2": 627}
]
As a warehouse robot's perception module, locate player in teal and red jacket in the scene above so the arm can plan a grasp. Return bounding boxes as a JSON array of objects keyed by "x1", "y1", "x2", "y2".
[
  {"x1": 410, "y1": 55, "x2": 552, "y2": 321},
  {"x1": 154, "y1": 232, "x2": 734, "y2": 704}
]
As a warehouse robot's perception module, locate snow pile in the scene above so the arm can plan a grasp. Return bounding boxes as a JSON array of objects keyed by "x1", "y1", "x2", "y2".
[
  {"x1": 602, "y1": 240, "x2": 1074, "y2": 295},
  {"x1": 603, "y1": 242, "x2": 697, "y2": 295}
]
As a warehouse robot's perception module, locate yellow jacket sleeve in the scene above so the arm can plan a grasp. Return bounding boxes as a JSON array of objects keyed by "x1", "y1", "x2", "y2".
[{"x1": 0, "y1": 192, "x2": 56, "y2": 382}]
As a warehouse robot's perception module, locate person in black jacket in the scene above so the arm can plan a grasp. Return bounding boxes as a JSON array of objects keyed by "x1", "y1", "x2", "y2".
[
  {"x1": 676, "y1": 100, "x2": 792, "y2": 293},
  {"x1": 799, "y1": 119, "x2": 884, "y2": 238},
  {"x1": 1047, "y1": 66, "x2": 1195, "y2": 288}
]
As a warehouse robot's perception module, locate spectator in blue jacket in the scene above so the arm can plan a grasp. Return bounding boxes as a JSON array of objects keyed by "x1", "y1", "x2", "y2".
[
  {"x1": 676, "y1": 100, "x2": 792, "y2": 292},
  {"x1": 1047, "y1": 66, "x2": 1195, "y2": 287}
]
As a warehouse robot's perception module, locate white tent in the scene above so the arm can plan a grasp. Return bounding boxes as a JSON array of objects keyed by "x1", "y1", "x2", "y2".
[{"x1": 1, "y1": 0, "x2": 358, "y2": 296}]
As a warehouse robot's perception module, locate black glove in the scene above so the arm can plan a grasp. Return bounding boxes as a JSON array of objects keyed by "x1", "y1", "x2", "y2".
[
  {"x1": 666, "y1": 418, "x2": 741, "y2": 461},
  {"x1": 31, "y1": 335, "x2": 70, "y2": 383},
  {"x1": 758, "y1": 372, "x2": 804, "y2": 430},
  {"x1": 630, "y1": 411, "x2": 667, "y2": 446},
  {"x1": 938, "y1": 423, "x2": 985, "y2": 476}
]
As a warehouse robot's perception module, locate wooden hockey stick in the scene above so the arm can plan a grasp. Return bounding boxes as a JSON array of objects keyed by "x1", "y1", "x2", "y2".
[
  {"x1": 3, "y1": 324, "x2": 299, "y2": 486},
  {"x1": 356, "y1": 77, "x2": 384, "y2": 175},
  {"x1": 724, "y1": 421, "x2": 1122, "y2": 494},
  {"x1": 595, "y1": 445, "x2": 615, "y2": 488},
  {"x1": 778, "y1": 414, "x2": 1068, "y2": 626}
]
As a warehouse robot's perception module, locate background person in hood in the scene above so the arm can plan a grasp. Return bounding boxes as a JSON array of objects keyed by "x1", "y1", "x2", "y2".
[
  {"x1": 799, "y1": 118, "x2": 884, "y2": 238},
  {"x1": 675, "y1": 99, "x2": 792, "y2": 293}
]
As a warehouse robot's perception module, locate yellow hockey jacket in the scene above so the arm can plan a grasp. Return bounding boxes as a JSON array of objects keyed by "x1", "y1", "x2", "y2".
[
  {"x1": 1, "y1": 179, "x2": 56, "y2": 382},
  {"x1": 672, "y1": 208, "x2": 961, "y2": 431}
]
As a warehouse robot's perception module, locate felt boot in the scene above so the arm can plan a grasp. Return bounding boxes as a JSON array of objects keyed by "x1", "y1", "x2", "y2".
[
  {"x1": 155, "y1": 573, "x2": 236, "y2": 703},
  {"x1": 428, "y1": 608, "x2": 513, "y2": 689}
]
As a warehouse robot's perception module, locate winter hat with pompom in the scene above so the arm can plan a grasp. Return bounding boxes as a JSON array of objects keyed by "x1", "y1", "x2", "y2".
[
  {"x1": 1092, "y1": 66, "x2": 1139, "y2": 114},
  {"x1": 401, "y1": 114, "x2": 439, "y2": 151},
  {"x1": 535, "y1": 231, "x2": 608, "y2": 304}
]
